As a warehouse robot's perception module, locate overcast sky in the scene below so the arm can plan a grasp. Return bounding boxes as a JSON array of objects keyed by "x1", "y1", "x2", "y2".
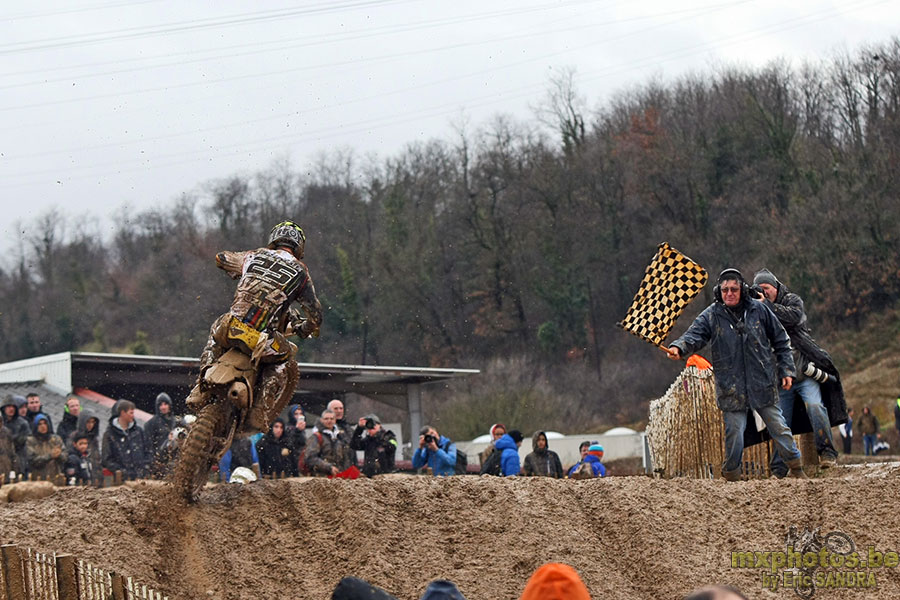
[{"x1": 0, "y1": 0, "x2": 895, "y2": 239}]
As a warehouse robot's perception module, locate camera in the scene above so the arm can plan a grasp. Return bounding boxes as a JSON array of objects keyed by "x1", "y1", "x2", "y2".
[
  {"x1": 365, "y1": 418, "x2": 376, "y2": 429},
  {"x1": 749, "y1": 285, "x2": 764, "y2": 300},
  {"x1": 423, "y1": 434, "x2": 436, "y2": 445},
  {"x1": 803, "y1": 362, "x2": 835, "y2": 384}
]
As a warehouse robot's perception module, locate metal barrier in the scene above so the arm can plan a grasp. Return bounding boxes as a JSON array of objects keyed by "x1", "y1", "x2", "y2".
[{"x1": 0, "y1": 545, "x2": 166, "y2": 600}]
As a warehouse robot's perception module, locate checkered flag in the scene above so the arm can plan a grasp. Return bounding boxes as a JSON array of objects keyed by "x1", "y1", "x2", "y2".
[{"x1": 617, "y1": 242, "x2": 708, "y2": 348}]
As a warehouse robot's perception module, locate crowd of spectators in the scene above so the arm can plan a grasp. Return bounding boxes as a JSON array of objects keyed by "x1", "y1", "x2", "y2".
[{"x1": 0, "y1": 389, "x2": 617, "y2": 483}]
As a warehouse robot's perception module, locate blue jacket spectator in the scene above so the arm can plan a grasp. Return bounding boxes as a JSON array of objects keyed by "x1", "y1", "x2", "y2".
[
  {"x1": 567, "y1": 444, "x2": 606, "y2": 478},
  {"x1": 494, "y1": 431, "x2": 523, "y2": 476},
  {"x1": 412, "y1": 426, "x2": 456, "y2": 476},
  {"x1": 218, "y1": 437, "x2": 259, "y2": 482}
]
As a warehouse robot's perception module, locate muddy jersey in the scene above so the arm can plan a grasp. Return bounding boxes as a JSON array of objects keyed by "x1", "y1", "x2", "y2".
[{"x1": 216, "y1": 247, "x2": 322, "y2": 335}]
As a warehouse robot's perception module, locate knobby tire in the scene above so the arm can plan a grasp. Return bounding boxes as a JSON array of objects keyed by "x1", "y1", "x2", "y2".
[{"x1": 172, "y1": 403, "x2": 225, "y2": 502}]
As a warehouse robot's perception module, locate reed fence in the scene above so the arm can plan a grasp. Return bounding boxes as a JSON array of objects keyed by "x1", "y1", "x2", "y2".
[
  {"x1": 647, "y1": 365, "x2": 777, "y2": 479},
  {"x1": 0, "y1": 544, "x2": 166, "y2": 600}
]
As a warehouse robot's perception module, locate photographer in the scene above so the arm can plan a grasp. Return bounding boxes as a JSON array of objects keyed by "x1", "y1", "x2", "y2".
[
  {"x1": 412, "y1": 425, "x2": 457, "y2": 476},
  {"x1": 350, "y1": 414, "x2": 397, "y2": 477},
  {"x1": 752, "y1": 268, "x2": 846, "y2": 475}
]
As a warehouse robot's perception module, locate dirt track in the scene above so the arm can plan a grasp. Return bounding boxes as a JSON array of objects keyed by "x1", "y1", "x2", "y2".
[{"x1": 2, "y1": 465, "x2": 900, "y2": 600}]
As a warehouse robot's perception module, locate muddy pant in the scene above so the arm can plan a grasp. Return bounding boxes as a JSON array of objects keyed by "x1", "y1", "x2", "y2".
[
  {"x1": 770, "y1": 378, "x2": 838, "y2": 476},
  {"x1": 191, "y1": 314, "x2": 299, "y2": 432},
  {"x1": 722, "y1": 405, "x2": 801, "y2": 475}
]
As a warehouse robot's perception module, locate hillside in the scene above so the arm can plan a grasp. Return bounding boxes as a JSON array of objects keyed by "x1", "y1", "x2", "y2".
[{"x1": 2, "y1": 468, "x2": 900, "y2": 600}]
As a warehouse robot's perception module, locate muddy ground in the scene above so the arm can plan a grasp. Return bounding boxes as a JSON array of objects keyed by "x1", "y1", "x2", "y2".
[{"x1": 2, "y1": 464, "x2": 900, "y2": 600}]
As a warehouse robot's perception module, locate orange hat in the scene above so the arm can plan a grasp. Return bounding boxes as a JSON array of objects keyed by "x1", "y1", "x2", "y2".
[
  {"x1": 686, "y1": 354, "x2": 712, "y2": 370},
  {"x1": 520, "y1": 563, "x2": 590, "y2": 600}
]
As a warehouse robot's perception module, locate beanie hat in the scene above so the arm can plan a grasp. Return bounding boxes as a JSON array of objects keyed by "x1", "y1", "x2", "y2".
[
  {"x1": 588, "y1": 444, "x2": 604, "y2": 454},
  {"x1": 508, "y1": 429, "x2": 524, "y2": 444},
  {"x1": 520, "y1": 563, "x2": 591, "y2": 600},
  {"x1": 420, "y1": 579, "x2": 468, "y2": 600},
  {"x1": 12, "y1": 394, "x2": 26, "y2": 408},
  {"x1": 363, "y1": 413, "x2": 381, "y2": 425},
  {"x1": 753, "y1": 268, "x2": 779, "y2": 288}
]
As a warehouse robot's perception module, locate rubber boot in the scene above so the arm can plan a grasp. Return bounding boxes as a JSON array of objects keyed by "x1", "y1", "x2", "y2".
[
  {"x1": 787, "y1": 458, "x2": 809, "y2": 479},
  {"x1": 722, "y1": 467, "x2": 742, "y2": 482}
]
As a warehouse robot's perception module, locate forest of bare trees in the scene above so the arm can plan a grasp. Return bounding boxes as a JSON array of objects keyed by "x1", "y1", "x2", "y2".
[{"x1": 2, "y1": 40, "x2": 898, "y2": 437}]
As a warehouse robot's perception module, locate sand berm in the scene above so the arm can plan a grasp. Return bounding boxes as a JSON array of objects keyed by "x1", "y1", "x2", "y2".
[{"x1": 2, "y1": 466, "x2": 900, "y2": 600}]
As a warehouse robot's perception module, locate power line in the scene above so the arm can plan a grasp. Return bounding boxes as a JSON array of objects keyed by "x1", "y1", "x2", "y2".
[
  {"x1": 0, "y1": 0, "x2": 419, "y2": 56},
  {"x1": 0, "y1": 0, "x2": 890, "y2": 190}
]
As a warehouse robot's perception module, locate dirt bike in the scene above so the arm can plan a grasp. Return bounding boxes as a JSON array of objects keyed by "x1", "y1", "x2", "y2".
[{"x1": 171, "y1": 309, "x2": 311, "y2": 502}]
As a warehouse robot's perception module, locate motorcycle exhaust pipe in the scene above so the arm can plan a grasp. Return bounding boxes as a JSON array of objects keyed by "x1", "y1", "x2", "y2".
[{"x1": 803, "y1": 362, "x2": 835, "y2": 384}]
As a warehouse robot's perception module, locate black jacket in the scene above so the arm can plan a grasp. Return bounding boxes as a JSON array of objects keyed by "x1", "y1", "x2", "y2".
[
  {"x1": 144, "y1": 398, "x2": 176, "y2": 458},
  {"x1": 522, "y1": 431, "x2": 564, "y2": 478},
  {"x1": 256, "y1": 422, "x2": 298, "y2": 477},
  {"x1": 350, "y1": 425, "x2": 397, "y2": 477},
  {"x1": 101, "y1": 419, "x2": 150, "y2": 479},
  {"x1": 65, "y1": 447, "x2": 95, "y2": 483},
  {"x1": 672, "y1": 298, "x2": 795, "y2": 412},
  {"x1": 762, "y1": 281, "x2": 848, "y2": 428},
  {"x1": 56, "y1": 411, "x2": 79, "y2": 446}
]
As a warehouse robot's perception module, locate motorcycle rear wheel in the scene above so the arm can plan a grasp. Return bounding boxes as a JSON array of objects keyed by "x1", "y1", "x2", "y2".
[{"x1": 171, "y1": 402, "x2": 225, "y2": 502}]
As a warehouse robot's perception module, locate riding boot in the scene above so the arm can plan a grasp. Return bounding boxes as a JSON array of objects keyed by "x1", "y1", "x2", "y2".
[
  {"x1": 247, "y1": 359, "x2": 300, "y2": 433},
  {"x1": 787, "y1": 458, "x2": 809, "y2": 479},
  {"x1": 722, "y1": 467, "x2": 742, "y2": 482}
]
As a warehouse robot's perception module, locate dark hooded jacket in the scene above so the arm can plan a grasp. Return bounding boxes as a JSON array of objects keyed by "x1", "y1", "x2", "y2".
[
  {"x1": 74, "y1": 413, "x2": 102, "y2": 474},
  {"x1": 25, "y1": 400, "x2": 52, "y2": 432},
  {"x1": 494, "y1": 434, "x2": 521, "y2": 476},
  {"x1": 286, "y1": 403, "x2": 307, "y2": 457},
  {"x1": 101, "y1": 416, "x2": 150, "y2": 479},
  {"x1": 1, "y1": 395, "x2": 30, "y2": 472},
  {"x1": 65, "y1": 435, "x2": 95, "y2": 484},
  {"x1": 25, "y1": 413, "x2": 66, "y2": 479},
  {"x1": 671, "y1": 296, "x2": 795, "y2": 412},
  {"x1": 755, "y1": 269, "x2": 848, "y2": 429},
  {"x1": 350, "y1": 421, "x2": 398, "y2": 477},
  {"x1": 302, "y1": 418, "x2": 352, "y2": 476},
  {"x1": 255, "y1": 419, "x2": 298, "y2": 477},
  {"x1": 522, "y1": 431, "x2": 564, "y2": 478},
  {"x1": 0, "y1": 424, "x2": 16, "y2": 479},
  {"x1": 144, "y1": 395, "x2": 176, "y2": 458},
  {"x1": 56, "y1": 409, "x2": 79, "y2": 446}
]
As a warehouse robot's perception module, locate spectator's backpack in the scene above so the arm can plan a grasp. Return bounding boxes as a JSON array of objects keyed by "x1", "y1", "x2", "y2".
[
  {"x1": 479, "y1": 448, "x2": 502, "y2": 476},
  {"x1": 442, "y1": 440, "x2": 467, "y2": 475}
]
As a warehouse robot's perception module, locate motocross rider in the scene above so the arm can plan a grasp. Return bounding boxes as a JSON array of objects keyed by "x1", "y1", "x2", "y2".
[{"x1": 187, "y1": 221, "x2": 323, "y2": 433}]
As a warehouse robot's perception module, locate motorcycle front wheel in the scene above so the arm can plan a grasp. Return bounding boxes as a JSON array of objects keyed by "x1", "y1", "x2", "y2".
[{"x1": 171, "y1": 402, "x2": 225, "y2": 502}]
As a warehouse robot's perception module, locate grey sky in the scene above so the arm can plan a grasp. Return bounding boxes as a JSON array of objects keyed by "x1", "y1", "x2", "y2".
[{"x1": 0, "y1": 0, "x2": 895, "y2": 237}]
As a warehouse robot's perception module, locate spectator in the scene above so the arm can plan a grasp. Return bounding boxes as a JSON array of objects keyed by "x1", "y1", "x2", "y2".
[
  {"x1": 667, "y1": 268, "x2": 806, "y2": 480},
  {"x1": 25, "y1": 392, "x2": 52, "y2": 431},
  {"x1": 523, "y1": 431, "x2": 564, "y2": 478},
  {"x1": 256, "y1": 418, "x2": 298, "y2": 477},
  {"x1": 286, "y1": 403, "x2": 308, "y2": 460},
  {"x1": 567, "y1": 444, "x2": 606, "y2": 478},
  {"x1": 753, "y1": 269, "x2": 843, "y2": 474},
  {"x1": 219, "y1": 437, "x2": 259, "y2": 482},
  {"x1": 895, "y1": 395, "x2": 900, "y2": 444},
  {"x1": 25, "y1": 414, "x2": 66, "y2": 480},
  {"x1": 327, "y1": 398, "x2": 354, "y2": 439},
  {"x1": 519, "y1": 563, "x2": 590, "y2": 600},
  {"x1": 331, "y1": 578, "x2": 467, "y2": 600},
  {"x1": 494, "y1": 430, "x2": 524, "y2": 476},
  {"x1": 350, "y1": 414, "x2": 398, "y2": 477},
  {"x1": 75, "y1": 413, "x2": 102, "y2": 475},
  {"x1": 65, "y1": 432, "x2": 95, "y2": 484},
  {"x1": 0, "y1": 422, "x2": 16, "y2": 480},
  {"x1": 1, "y1": 395, "x2": 30, "y2": 474},
  {"x1": 838, "y1": 407, "x2": 854, "y2": 455},
  {"x1": 16, "y1": 395, "x2": 28, "y2": 420},
  {"x1": 420, "y1": 580, "x2": 467, "y2": 600},
  {"x1": 152, "y1": 418, "x2": 192, "y2": 478},
  {"x1": 683, "y1": 585, "x2": 749, "y2": 600},
  {"x1": 412, "y1": 425, "x2": 457, "y2": 476},
  {"x1": 857, "y1": 405, "x2": 879, "y2": 456},
  {"x1": 101, "y1": 399, "x2": 151, "y2": 479},
  {"x1": 303, "y1": 409, "x2": 353, "y2": 477},
  {"x1": 144, "y1": 392, "x2": 176, "y2": 463},
  {"x1": 56, "y1": 395, "x2": 81, "y2": 445},
  {"x1": 478, "y1": 423, "x2": 507, "y2": 464}
]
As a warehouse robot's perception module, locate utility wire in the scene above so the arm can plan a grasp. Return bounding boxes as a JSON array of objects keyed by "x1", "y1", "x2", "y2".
[{"x1": 0, "y1": 0, "x2": 890, "y2": 188}]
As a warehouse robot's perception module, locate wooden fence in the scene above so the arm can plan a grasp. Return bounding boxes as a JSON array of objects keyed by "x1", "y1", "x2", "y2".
[
  {"x1": 647, "y1": 365, "x2": 775, "y2": 479},
  {"x1": 0, "y1": 544, "x2": 166, "y2": 600}
]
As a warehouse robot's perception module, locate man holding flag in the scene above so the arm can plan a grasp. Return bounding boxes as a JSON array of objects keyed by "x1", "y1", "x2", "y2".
[{"x1": 665, "y1": 268, "x2": 807, "y2": 481}]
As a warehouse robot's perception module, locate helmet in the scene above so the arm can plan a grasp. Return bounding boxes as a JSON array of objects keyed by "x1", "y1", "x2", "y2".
[{"x1": 267, "y1": 220, "x2": 306, "y2": 259}]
